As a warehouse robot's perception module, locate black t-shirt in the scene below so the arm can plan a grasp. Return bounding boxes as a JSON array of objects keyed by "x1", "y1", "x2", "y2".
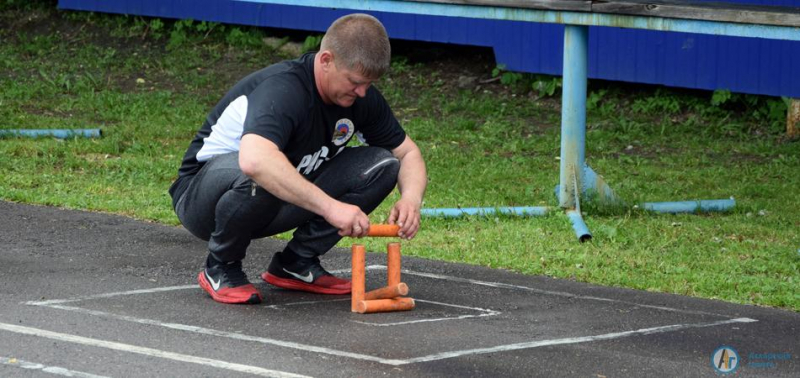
[{"x1": 169, "y1": 53, "x2": 406, "y2": 202}]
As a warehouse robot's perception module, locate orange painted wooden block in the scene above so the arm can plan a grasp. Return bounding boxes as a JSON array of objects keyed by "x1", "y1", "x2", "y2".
[
  {"x1": 351, "y1": 244, "x2": 365, "y2": 313},
  {"x1": 367, "y1": 224, "x2": 400, "y2": 237},
  {"x1": 356, "y1": 298, "x2": 416, "y2": 314},
  {"x1": 364, "y1": 283, "x2": 409, "y2": 300}
]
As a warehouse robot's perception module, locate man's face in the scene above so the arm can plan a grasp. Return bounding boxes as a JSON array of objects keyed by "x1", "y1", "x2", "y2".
[{"x1": 325, "y1": 61, "x2": 374, "y2": 107}]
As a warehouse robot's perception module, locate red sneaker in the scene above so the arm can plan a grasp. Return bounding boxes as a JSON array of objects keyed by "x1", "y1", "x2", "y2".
[
  {"x1": 262, "y1": 252, "x2": 350, "y2": 295},
  {"x1": 198, "y1": 260, "x2": 262, "y2": 304}
]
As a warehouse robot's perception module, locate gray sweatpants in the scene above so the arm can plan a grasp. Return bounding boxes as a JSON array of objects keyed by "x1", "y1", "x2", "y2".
[{"x1": 173, "y1": 147, "x2": 400, "y2": 263}]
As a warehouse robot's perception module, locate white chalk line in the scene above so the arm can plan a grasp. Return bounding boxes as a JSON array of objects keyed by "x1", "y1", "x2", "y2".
[
  {"x1": 351, "y1": 299, "x2": 501, "y2": 327},
  {"x1": 301, "y1": 265, "x2": 729, "y2": 319},
  {"x1": 26, "y1": 296, "x2": 756, "y2": 366},
  {"x1": 28, "y1": 285, "x2": 197, "y2": 306},
  {"x1": 395, "y1": 268, "x2": 733, "y2": 318},
  {"x1": 262, "y1": 298, "x2": 350, "y2": 309},
  {"x1": 23, "y1": 264, "x2": 757, "y2": 366},
  {"x1": 0, "y1": 323, "x2": 311, "y2": 378},
  {"x1": 21, "y1": 302, "x2": 758, "y2": 367},
  {"x1": 28, "y1": 300, "x2": 757, "y2": 366},
  {"x1": 262, "y1": 296, "x2": 501, "y2": 327},
  {"x1": 328, "y1": 265, "x2": 383, "y2": 275},
  {"x1": 1, "y1": 355, "x2": 109, "y2": 378},
  {"x1": 24, "y1": 266, "x2": 380, "y2": 307},
  {"x1": 414, "y1": 299, "x2": 497, "y2": 314},
  {"x1": 401, "y1": 317, "x2": 758, "y2": 364},
  {"x1": 30, "y1": 303, "x2": 408, "y2": 366},
  {"x1": 291, "y1": 264, "x2": 505, "y2": 327}
]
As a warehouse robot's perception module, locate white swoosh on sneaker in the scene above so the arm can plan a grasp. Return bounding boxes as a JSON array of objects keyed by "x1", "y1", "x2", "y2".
[
  {"x1": 206, "y1": 271, "x2": 221, "y2": 291},
  {"x1": 283, "y1": 268, "x2": 314, "y2": 283}
]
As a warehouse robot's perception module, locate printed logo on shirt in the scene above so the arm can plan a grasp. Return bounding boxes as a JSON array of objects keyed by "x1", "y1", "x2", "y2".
[
  {"x1": 355, "y1": 131, "x2": 367, "y2": 145},
  {"x1": 296, "y1": 145, "x2": 345, "y2": 175},
  {"x1": 332, "y1": 118, "x2": 354, "y2": 146}
]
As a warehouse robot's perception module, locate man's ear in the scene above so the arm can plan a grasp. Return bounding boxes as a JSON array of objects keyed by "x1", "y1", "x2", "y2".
[{"x1": 319, "y1": 50, "x2": 334, "y2": 71}]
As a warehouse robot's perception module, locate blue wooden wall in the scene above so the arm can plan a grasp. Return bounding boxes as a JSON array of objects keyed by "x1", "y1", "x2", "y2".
[{"x1": 57, "y1": 0, "x2": 800, "y2": 97}]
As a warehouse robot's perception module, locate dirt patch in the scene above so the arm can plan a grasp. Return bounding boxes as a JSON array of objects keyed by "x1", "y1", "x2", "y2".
[
  {"x1": 388, "y1": 40, "x2": 539, "y2": 100},
  {"x1": 20, "y1": 104, "x2": 74, "y2": 119},
  {"x1": 600, "y1": 144, "x2": 771, "y2": 165}
]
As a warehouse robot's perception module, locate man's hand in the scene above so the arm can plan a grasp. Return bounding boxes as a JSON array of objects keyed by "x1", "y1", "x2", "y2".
[
  {"x1": 388, "y1": 197, "x2": 421, "y2": 240},
  {"x1": 325, "y1": 201, "x2": 370, "y2": 238}
]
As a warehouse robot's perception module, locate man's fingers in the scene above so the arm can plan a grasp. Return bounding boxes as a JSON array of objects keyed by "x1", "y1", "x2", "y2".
[
  {"x1": 400, "y1": 211, "x2": 420, "y2": 239},
  {"x1": 395, "y1": 209, "x2": 413, "y2": 238},
  {"x1": 400, "y1": 221, "x2": 415, "y2": 239},
  {"x1": 352, "y1": 214, "x2": 370, "y2": 237}
]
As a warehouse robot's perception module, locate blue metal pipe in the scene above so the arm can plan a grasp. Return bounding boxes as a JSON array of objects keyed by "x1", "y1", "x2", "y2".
[
  {"x1": 420, "y1": 206, "x2": 551, "y2": 218},
  {"x1": 0, "y1": 129, "x2": 102, "y2": 139},
  {"x1": 240, "y1": 1, "x2": 800, "y2": 42},
  {"x1": 554, "y1": 164, "x2": 620, "y2": 205},
  {"x1": 640, "y1": 198, "x2": 736, "y2": 214},
  {"x1": 581, "y1": 164, "x2": 618, "y2": 204},
  {"x1": 558, "y1": 24, "x2": 588, "y2": 209},
  {"x1": 566, "y1": 210, "x2": 592, "y2": 243}
]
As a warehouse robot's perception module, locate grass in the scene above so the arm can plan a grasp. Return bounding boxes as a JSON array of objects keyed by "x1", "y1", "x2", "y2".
[{"x1": 1, "y1": 2, "x2": 798, "y2": 311}]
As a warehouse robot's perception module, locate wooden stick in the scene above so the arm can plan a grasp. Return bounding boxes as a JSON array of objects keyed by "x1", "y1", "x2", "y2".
[
  {"x1": 356, "y1": 298, "x2": 415, "y2": 314},
  {"x1": 367, "y1": 224, "x2": 400, "y2": 237},
  {"x1": 364, "y1": 283, "x2": 408, "y2": 300},
  {"x1": 351, "y1": 244, "x2": 365, "y2": 313},
  {"x1": 387, "y1": 242, "x2": 401, "y2": 287}
]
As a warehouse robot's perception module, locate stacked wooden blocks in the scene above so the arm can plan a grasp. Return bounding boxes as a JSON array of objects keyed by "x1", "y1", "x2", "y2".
[{"x1": 351, "y1": 224, "x2": 415, "y2": 314}]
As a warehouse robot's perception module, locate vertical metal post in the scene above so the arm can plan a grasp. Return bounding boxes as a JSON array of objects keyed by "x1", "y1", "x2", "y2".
[{"x1": 559, "y1": 25, "x2": 589, "y2": 208}]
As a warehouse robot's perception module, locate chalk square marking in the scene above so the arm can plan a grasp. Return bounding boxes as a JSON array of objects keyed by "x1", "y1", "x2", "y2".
[
  {"x1": 264, "y1": 297, "x2": 499, "y2": 327},
  {"x1": 25, "y1": 265, "x2": 758, "y2": 366}
]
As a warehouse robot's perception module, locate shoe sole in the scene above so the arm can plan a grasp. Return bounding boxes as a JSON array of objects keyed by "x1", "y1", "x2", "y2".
[
  {"x1": 262, "y1": 272, "x2": 350, "y2": 295},
  {"x1": 197, "y1": 272, "x2": 262, "y2": 304}
]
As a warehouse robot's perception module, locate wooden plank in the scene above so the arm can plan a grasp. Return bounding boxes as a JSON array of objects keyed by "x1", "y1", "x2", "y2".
[
  {"x1": 407, "y1": 0, "x2": 592, "y2": 12},
  {"x1": 592, "y1": 0, "x2": 800, "y2": 27},
  {"x1": 409, "y1": 0, "x2": 800, "y2": 27}
]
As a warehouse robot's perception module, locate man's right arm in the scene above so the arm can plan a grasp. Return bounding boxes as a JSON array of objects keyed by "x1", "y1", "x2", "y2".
[{"x1": 238, "y1": 133, "x2": 370, "y2": 237}]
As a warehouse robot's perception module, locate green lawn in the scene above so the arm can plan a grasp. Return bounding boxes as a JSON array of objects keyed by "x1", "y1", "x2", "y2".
[{"x1": 1, "y1": 3, "x2": 798, "y2": 310}]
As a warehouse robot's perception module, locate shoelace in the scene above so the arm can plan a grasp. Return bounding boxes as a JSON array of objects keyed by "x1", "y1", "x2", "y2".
[{"x1": 219, "y1": 261, "x2": 250, "y2": 286}]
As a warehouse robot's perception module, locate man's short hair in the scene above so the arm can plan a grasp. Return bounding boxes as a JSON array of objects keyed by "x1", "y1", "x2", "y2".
[{"x1": 320, "y1": 13, "x2": 391, "y2": 79}]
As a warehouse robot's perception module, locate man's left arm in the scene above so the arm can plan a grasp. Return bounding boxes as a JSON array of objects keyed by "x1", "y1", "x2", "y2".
[{"x1": 389, "y1": 135, "x2": 427, "y2": 240}]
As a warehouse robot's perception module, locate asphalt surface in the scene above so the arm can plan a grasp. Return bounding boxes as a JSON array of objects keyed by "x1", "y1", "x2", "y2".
[{"x1": 0, "y1": 200, "x2": 797, "y2": 377}]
